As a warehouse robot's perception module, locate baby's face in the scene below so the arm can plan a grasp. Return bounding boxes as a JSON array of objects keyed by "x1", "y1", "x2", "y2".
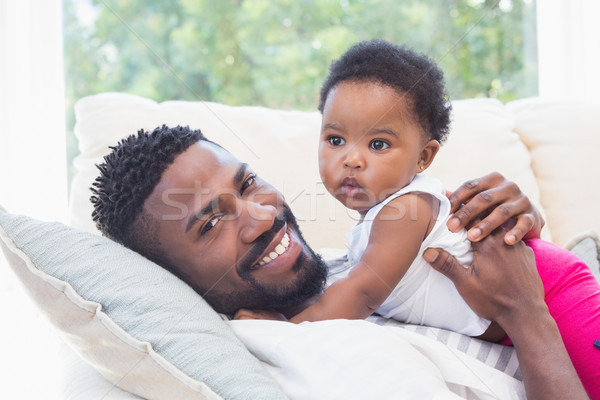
[{"x1": 319, "y1": 81, "x2": 428, "y2": 214}]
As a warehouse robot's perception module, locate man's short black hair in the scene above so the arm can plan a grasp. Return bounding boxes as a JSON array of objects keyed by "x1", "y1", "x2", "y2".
[
  {"x1": 318, "y1": 39, "x2": 451, "y2": 144},
  {"x1": 90, "y1": 125, "x2": 208, "y2": 266}
]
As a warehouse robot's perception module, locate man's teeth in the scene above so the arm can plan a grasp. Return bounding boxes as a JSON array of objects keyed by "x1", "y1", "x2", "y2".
[{"x1": 256, "y1": 233, "x2": 290, "y2": 267}]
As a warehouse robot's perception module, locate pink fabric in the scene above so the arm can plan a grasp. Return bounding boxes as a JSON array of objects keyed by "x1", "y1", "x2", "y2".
[{"x1": 515, "y1": 239, "x2": 600, "y2": 399}]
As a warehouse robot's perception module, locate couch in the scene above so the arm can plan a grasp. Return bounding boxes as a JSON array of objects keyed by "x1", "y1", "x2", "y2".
[
  {"x1": 70, "y1": 93, "x2": 600, "y2": 248},
  {"x1": 1, "y1": 92, "x2": 599, "y2": 399}
]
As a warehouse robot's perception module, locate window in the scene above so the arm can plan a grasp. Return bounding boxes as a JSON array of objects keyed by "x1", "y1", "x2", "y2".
[{"x1": 63, "y1": 0, "x2": 537, "y2": 182}]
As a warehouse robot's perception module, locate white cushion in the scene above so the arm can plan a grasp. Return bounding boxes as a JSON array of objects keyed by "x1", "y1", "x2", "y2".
[
  {"x1": 71, "y1": 93, "x2": 549, "y2": 249},
  {"x1": 230, "y1": 319, "x2": 526, "y2": 399},
  {"x1": 507, "y1": 98, "x2": 600, "y2": 246}
]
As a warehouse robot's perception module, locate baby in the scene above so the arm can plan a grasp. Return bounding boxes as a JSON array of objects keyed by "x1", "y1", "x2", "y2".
[
  {"x1": 294, "y1": 40, "x2": 498, "y2": 339},
  {"x1": 239, "y1": 40, "x2": 600, "y2": 396}
]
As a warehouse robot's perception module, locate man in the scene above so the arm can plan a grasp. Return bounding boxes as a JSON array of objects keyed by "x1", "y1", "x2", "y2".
[{"x1": 91, "y1": 125, "x2": 587, "y2": 399}]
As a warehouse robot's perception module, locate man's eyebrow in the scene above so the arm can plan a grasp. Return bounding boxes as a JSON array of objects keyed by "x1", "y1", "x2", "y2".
[
  {"x1": 185, "y1": 200, "x2": 216, "y2": 233},
  {"x1": 233, "y1": 163, "x2": 248, "y2": 185},
  {"x1": 185, "y1": 163, "x2": 249, "y2": 233}
]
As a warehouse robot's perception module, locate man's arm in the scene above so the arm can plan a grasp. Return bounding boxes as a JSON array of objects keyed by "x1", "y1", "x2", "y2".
[
  {"x1": 447, "y1": 172, "x2": 545, "y2": 245},
  {"x1": 423, "y1": 230, "x2": 587, "y2": 400}
]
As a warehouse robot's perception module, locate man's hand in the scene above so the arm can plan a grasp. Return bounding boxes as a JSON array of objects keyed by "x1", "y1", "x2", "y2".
[
  {"x1": 423, "y1": 228, "x2": 544, "y2": 325},
  {"x1": 447, "y1": 172, "x2": 544, "y2": 245},
  {"x1": 423, "y1": 231, "x2": 588, "y2": 399},
  {"x1": 234, "y1": 308, "x2": 288, "y2": 321}
]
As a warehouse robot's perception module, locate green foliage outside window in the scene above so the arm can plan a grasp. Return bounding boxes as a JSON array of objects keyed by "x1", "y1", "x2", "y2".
[{"x1": 63, "y1": 0, "x2": 537, "y2": 184}]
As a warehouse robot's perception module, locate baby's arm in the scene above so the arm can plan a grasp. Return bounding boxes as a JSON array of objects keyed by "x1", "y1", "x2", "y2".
[
  {"x1": 234, "y1": 308, "x2": 287, "y2": 321},
  {"x1": 289, "y1": 193, "x2": 437, "y2": 323}
]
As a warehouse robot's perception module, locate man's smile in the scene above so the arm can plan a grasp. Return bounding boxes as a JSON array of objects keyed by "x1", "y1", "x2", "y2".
[
  {"x1": 252, "y1": 230, "x2": 291, "y2": 269},
  {"x1": 235, "y1": 207, "x2": 305, "y2": 279},
  {"x1": 248, "y1": 226, "x2": 303, "y2": 276}
]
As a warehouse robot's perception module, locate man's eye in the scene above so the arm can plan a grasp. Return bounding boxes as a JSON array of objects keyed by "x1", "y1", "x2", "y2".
[
  {"x1": 370, "y1": 139, "x2": 390, "y2": 151},
  {"x1": 241, "y1": 175, "x2": 255, "y2": 194},
  {"x1": 328, "y1": 136, "x2": 345, "y2": 146},
  {"x1": 201, "y1": 215, "x2": 222, "y2": 235}
]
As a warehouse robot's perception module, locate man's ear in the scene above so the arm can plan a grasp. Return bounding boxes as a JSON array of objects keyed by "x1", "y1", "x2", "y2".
[{"x1": 417, "y1": 140, "x2": 440, "y2": 172}]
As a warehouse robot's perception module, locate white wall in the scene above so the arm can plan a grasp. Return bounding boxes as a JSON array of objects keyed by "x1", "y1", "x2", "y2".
[
  {"x1": 537, "y1": 0, "x2": 600, "y2": 101},
  {"x1": 0, "y1": 0, "x2": 68, "y2": 221},
  {"x1": 0, "y1": 1, "x2": 66, "y2": 399}
]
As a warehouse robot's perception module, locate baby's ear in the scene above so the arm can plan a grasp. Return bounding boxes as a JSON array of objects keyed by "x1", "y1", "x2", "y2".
[{"x1": 418, "y1": 139, "x2": 440, "y2": 172}]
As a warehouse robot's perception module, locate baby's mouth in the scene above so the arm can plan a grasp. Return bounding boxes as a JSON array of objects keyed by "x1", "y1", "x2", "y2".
[{"x1": 341, "y1": 177, "x2": 363, "y2": 197}]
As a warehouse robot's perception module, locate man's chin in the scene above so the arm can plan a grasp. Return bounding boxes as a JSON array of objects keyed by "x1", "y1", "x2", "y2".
[
  {"x1": 257, "y1": 251, "x2": 327, "y2": 309},
  {"x1": 204, "y1": 248, "x2": 328, "y2": 315}
]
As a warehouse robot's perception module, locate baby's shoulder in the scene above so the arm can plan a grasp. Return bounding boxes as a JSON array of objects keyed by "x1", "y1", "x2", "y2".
[{"x1": 376, "y1": 192, "x2": 439, "y2": 226}]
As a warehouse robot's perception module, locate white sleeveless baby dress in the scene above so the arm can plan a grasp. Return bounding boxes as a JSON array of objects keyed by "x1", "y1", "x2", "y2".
[{"x1": 329, "y1": 173, "x2": 491, "y2": 336}]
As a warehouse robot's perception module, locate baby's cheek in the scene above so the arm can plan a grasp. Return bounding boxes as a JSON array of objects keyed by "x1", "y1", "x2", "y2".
[{"x1": 318, "y1": 160, "x2": 335, "y2": 187}]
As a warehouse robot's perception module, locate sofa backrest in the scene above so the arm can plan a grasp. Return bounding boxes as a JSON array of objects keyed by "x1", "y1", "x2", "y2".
[{"x1": 71, "y1": 93, "x2": 599, "y2": 249}]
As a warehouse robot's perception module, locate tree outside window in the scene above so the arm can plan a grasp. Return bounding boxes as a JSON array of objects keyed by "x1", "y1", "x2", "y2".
[{"x1": 63, "y1": 0, "x2": 537, "y2": 184}]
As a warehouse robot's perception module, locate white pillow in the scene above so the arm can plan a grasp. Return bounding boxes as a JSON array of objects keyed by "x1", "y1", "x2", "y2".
[
  {"x1": 0, "y1": 208, "x2": 288, "y2": 400},
  {"x1": 507, "y1": 98, "x2": 600, "y2": 246},
  {"x1": 230, "y1": 319, "x2": 526, "y2": 400}
]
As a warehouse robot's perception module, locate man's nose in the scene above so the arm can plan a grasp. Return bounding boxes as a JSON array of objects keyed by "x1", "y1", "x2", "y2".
[
  {"x1": 343, "y1": 148, "x2": 364, "y2": 169},
  {"x1": 239, "y1": 198, "x2": 278, "y2": 243}
]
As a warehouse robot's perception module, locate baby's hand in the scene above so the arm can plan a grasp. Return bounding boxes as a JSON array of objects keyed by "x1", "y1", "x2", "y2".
[{"x1": 233, "y1": 308, "x2": 288, "y2": 321}]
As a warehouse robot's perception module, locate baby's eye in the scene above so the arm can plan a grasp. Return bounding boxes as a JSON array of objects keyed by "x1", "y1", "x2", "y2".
[
  {"x1": 241, "y1": 175, "x2": 255, "y2": 195},
  {"x1": 201, "y1": 215, "x2": 222, "y2": 235},
  {"x1": 370, "y1": 139, "x2": 390, "y2": 151},
  {"x1": 328, "y1": 136, "x2": 346, "y2": 146}
]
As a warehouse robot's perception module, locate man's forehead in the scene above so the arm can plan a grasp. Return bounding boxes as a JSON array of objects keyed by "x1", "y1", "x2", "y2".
[
  {"x1": 192, "y1": 141, "x2": 257, "y2": 184},
  {"x1": 174, "y1": 141, "x2": 242, "y2": 179},
  {"x1": 144, "y1": 141, "x2": 242, "y2": 206},
  {"x1": 194, "y1": 140, "x2": 239, "y2": 164}
]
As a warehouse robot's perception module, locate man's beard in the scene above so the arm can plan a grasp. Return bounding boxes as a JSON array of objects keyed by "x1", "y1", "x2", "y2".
[{"x1": 202, "y1": 208, "x2": 328, "y2": 315}]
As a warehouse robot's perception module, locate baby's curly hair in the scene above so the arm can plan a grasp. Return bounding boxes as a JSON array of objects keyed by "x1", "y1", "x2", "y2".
[
  {"x1": 318, "y1": 39, "x2": 451, "y2": 144},
  {"x1": 90, "y1": 125, "x2": 207, "y2": 263}
]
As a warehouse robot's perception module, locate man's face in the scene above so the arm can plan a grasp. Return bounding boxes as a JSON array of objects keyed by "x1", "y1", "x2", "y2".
[{"x1": 143, "y1": 141, "x2": 327, "y2": 314}]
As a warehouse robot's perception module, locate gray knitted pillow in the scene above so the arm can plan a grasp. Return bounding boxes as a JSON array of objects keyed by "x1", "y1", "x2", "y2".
[
  {"x1": 0, "y1": 208, "x2": 288, "y2": 400},
  {"x1": 565, "y1": 230, "x2": 600, "y2": 283}
]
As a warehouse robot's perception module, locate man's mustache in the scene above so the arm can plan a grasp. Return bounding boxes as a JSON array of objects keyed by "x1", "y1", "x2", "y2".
[{"x1": 237, "y1": 211, "x2": 288, "y2": 275}]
